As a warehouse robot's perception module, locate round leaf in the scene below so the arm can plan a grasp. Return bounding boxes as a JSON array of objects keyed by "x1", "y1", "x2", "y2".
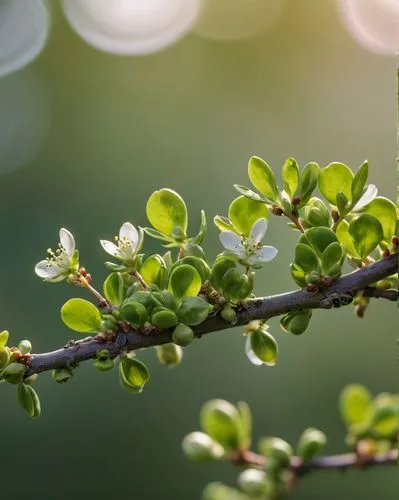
[
  {"x1": 250, "y1": 329, "x2": 278, "y2": 366},
  {"x1": 200, "y1": 399, "x2": 242, "y2": 451},
  {"x1": 173, "y1": 256, "x2": 211, "y2": 282},
  {"x1": 120, "y1": 301, "x2": 149, "y2": 326},
  {"x1": 103, "y1": 272, "x2": 124, "y2": 306},
  {"x1": 61, "y1": 298, "x2": 102, "y2": 333},
  {"x1": 318, "y1": 162, "x2": 353, "y2": 205},
  {"x1": 322, "y1": 242, "x2": 344, "y2": 275},
  {"x1": 146, "y1": 188, "x2": 188, "y2": 238},
  {"x1": 336, "y1": 220, "x2": 360, "y2": 258},
  {"x1": 248, "y1": 156, "x2": 279, "y2": 202},
  {"x1": 151, "y1": 308, "x2": 178, "y2": 329},
  {"x1": 282, "y1": 157, "x2": 300, "y2": 198},
  {"x1": 299, "y1": 227, "x2": 338, "y2": 257},
  {"x1": 294, "y1": 243, "x2": 320, "y2": 273},
  {"x1": 296, "y1": 428, "x2": 326, "y2": 462},
  {"x1": 177, "y1": 296, "x2": 210, "y2": 326},
  {"x1": 228, "y1": 196, "x2": 269, "y2": 236},
  {"x1": 119, "y1": 357, "x2": 150, "y2": 393},
  {"x1": 140, "y1": 254, "x2": 168, "y2": 289},
  {"x1": 360, "y1": 197, "x2": 397, "y2": 242},
  {"x1": 210, "y1": 257, "x2": 237, "y2": 293},
  {"x1": 339, "y1": 384, "x2": 373, "y2": 426},
  {"x1": 349, "y1": 214, "x2": 383, "y2": 258},
  {"x1": 169, "y1": 264, "x2": 202, "y2": 300}
]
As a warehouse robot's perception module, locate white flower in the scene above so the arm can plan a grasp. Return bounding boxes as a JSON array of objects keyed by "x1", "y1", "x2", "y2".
[
  {"x1": 352, "y1": 184, "x2": 378, "y2": 212},
  {"x1": 35, "y1": 228, "x2": 78, "y2": 282},
  {"x1": 219, "y1": 218, "x2": 278, "y2": 267},
  {"x1": 100, "y1": 222, "x2": 143, "y2": 263}
]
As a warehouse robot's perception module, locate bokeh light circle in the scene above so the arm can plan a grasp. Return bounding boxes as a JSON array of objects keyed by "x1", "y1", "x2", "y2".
[
  {"x1": 0, "y1": 0, "x2": 50, "y2": 79},
  {"x1": 61, "y1": 0, "x2": 202, "y2": 55},
  {"x1": 337, "y1": 0, "x2": 399, "y2": 55},
  {"x1": 193, "y1": 0, "x2": 286, "y2": 41}
]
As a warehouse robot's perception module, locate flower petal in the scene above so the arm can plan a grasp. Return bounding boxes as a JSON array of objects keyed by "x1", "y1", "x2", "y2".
[
  {"x1": 245, "y1": 334, "x2": 263, "y2": 366},
  {"x1": 59, "y1": 228, "x2": 75, "y2": 257},
  {"x1": 100, "y1": 239, "x2": 120, "y2": 257},
  {"x1": 219, "y1": 231, "x2": 243, "y2": 253},
  {"x1": 257, "y1": 246, "x2": 278, "y2": 262},
  {"x1": 250, "y1": 218, "x2": 267, "y2": 243},
  {"x1": 119, "y1": 222, "x2": 139, "y2": 248},
  {"x1": 352, "y1": 184, "x2": 378, "y2": 211},
  {"x1": 35, "y1": 260, "x2": 62, "y2": 279}
]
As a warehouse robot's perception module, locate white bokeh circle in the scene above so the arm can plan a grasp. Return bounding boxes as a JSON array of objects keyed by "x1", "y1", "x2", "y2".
[
  {"x1": 0, "y1": 0, "x2": 50, "y2": 79},
  {"x1": 61, "y1": 0, "x2": 202, "y2": 55},
  {"x1": 193, "y1": 0, "x2": 286, "y2": 41},
  {"x1": 337, "y1": 0, "x2": 399, "y2": 55}
]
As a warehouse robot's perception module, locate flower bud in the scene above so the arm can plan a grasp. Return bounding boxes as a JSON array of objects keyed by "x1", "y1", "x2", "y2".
[
  {"x1": 2, "y1": 362, "x2": 26, "y2": 384},
  {"x1": 200, "y1": 399, "x2": 242, "y2": 451},
  {"x1": 52, "y1": 367, "x2": 74, "y2": 384},
  {"x1": 296, "y1": 427, "x2": 327, "y2": 462},
  {"x1": 220, "y1": 304, "x2": 237, "y2": 323},
  {"x1": 155, "y1": 343, "x2": 183, "y2": 366},
  {"x1": 172, "y1": 324, "x2": 195, "y2": 347},
  {"x1": 93, "y1": 358, "x2": 114, "y2": 371},
  {"x1": 18, "y1": 340, "x2": 32, "y2": 355},
  {"x1": 258, "y1": 437, "x2": 293, "y2": 467},
  {"x1": 151, "y1": 308, "x2": 178, "y2": 329},
  {"x1": 238, "y1": 468, "x2": 270, "y2": 497},
  {"x1": 182, "y1": 432, "x2": 225, "y2": 462}
]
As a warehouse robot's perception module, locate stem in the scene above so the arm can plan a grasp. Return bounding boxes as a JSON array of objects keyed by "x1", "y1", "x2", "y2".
[
  {"x1": 284, "y1": 211, "x2": 305, "y2": 233},
  {"x1": 132, "y1": 270, "x2": 148, "y2": 290}
]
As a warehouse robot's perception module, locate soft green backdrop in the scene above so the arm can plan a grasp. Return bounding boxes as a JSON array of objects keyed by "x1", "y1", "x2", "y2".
[{"x1": 0, "y1": 2, "x2": 397, "y2": 499}]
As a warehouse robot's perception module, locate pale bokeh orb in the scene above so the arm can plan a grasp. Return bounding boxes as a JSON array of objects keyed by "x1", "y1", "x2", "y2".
[
  {"x1": 0, "y1": 0, "x2": 50, "y2": 79},
  {"x1": 61, "y1": 0, "x2": 202, "y2": 55},
  {"x1": 337, "y1": 0, "x2": 399, "y2": 55},
  {"x1": 193, "y1": 0, "x2": 286, "y2": 41}
]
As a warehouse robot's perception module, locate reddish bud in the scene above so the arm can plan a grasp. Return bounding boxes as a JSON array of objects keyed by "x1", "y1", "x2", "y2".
[
  {"x1": 306, "y1": 284, "x2": 318, "y2": 293},
  {"x1": 382, "y1": 249, "x2": 391, "y2": 258},
  {"x1": 79, "y1": 267, "x2": 87, "y2": 277},
  {"x1": 331, "y1": 209, "x2": 339, "y2": 222},
  {"x1": 272, "y1": 205, "x2": 284, "y2": 216},
  {"x1": 292, "y1": 196, "x2": 301, "y2": 206},
  {"x1": 391, "y1": 235, "x2": 398, "y2": 248}
]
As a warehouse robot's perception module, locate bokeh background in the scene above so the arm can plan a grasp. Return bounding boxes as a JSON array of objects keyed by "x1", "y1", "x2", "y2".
[{"x1": 0, "y1": 1, "x2": 398, "y2": 499}]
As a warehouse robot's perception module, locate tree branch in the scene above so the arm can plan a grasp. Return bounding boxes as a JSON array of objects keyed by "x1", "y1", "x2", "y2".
[{"x1": 26, "y1": 254, "x2": 398, "y2": 377}]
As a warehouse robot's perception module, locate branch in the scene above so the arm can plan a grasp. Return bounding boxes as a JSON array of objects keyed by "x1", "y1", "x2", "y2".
[{"x1": 26, "y1": 254, "x2": 398, "y2": 376}]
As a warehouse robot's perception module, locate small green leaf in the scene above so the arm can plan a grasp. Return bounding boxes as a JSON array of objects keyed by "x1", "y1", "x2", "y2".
[
  {"x1": 210, "y1": 257, "x2": 237, "y2": 293},
  {"x1": 336, "y1": 192, "x2": 349, "y2": 214},
  {"x1": 174, "y1": 256, "x2": 211, "y2": 282},
  {"x1": 238, "y1": 468, "x2": 270, "y2": 497},
  {"x1": 177, "y1": 297, "x2": 210, "y2": 326},
  {"x1": 119, "y1": 356, "x2": 150, "y2": 393},
  {"x1": 151, "y1": 308, "x2": 178, "y2": 329},
  {"x1": 280, "y1": 310, "x2": 312, "y2": 335},
  {"x1": 336, "y1": 220, "x2": 360, "y2": 258},
  {"x1": 370, "y1": 394, "x2": 399, "y2": 438},
  {"x1": 298, "y1": 162, "x2": 320, "y2": 207},
  {"x1": 258, "y1": 437, "x2": 293, "y2": 467},
  {"x1": 0, "y1": 330, "x2": 9, "y2": 347},
  {"x1": 103, "y1": 272, "x2": 124, "y2": 305},
  {"x1": 213, "y1": 216, "x2": 234, "y2": 232},
  {"x1": 318, "y1": 162, "x2": 353, "y2": 205},
  {"x1": 192, "y1": 210, "x2": 207, "y2": 245},
  {"x1": 169, "y1": 264, "x2": 202, "y2": 300},
  {"x1": 61, "y1": 298, "x2": 102, "y2": 333},
  {"x1": 233, "y1": 184, "x2": 263, "y2": 202},
  {"x1": 120, "y1": 301, "x2": 149, "y2": 326},
  {"x1": 124, "y1": 291, "x2": 157, "y2": 313},
  {"x1": 237, "y1": 401, "x2": 252, "y2": 450},
  {"x1": 282, "y1": 157, "x2": 300, "y2": 198},
  {"x1": 296, "y1": 428, "x2": 326, "y2": 462},
  {"x1": 158, "y1": 290, "x2": 178, "y2": 311},
  {"x1": 142, "y1": 227, "x2": 174, "y2": 244},
  {"x1": 289, "y1": 262, "x2": 307, "y2": 288},
  {"x1": 228, "y1": 196, "x2": 269, "y2": 236},
  {"x1": 185, "y1": 243, "x2": 207, "y2": 260},
  {"x1": 250, "y1": 329, "x2": 278, "y2": 366},
  {"x1": 17, "y1": 383, "x2": 41, "y2": 418},
  {"x1": 294, "y1": 243, "x2": 320, "y2": 273},
  {"x1": 351, "y1": 161, "x2": 368, "y2": 205},
  {"x1": 304, "y1": 198, "x2": 331, "y2": 227},
  {"x1": 140, "y1": 254, "x2": 168, "y2": 289},
  {"x1": 200, "y1": 399, "x2": 242, "y2": 451},
  {"x1": 299, "y1": 227, "x2": 338, "y2": 257},
  {"x1": 146, "y1": 188, "x2": 188, "y2": 238},
  {"x1": 360, "y1": 197, "x2": 397, "y2": 242},
  {"x1": 322, "y1": 242, "x2": 344, "y2": 275},
  {"x1": 248, "y1": 156, "x2": 279, "y2": 202},
  {"x1": 222, "y1": 268, "x2": 253, "y2": 302},
  {"x1": 2, "y1": 362, "x2": 26, "y2": 384},
  {"x1": 172, "y1": 323, "x2": 195, "y2": 346},
  {"x1": 349, "y1": 214, "x2": 383, "y2": 258},
  {"x1": 0, "y1": 346, "x2": 10, "y2": 369},
  {"x1": 182, "y1": 432, "x2": 225, "y2": 462},
  {"x1": 339, "y1": 384, "x2": 373, "y2": 426}
]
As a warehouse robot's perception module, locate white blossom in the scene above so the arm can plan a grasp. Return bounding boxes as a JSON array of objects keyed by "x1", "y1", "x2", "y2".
[{"x1": 100, "y1": 222, "x2": 143, "y2": 263}]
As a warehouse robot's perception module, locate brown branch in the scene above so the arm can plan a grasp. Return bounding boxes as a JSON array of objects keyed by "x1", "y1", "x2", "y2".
[{"x1": 25, "y1": 254, "x2": 398, "y2": 377}]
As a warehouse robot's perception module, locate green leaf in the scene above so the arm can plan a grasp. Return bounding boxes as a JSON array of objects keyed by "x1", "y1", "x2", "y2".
[
  {"x1": 336, "y1": 192, "x2": 349, "y2": 214},
  {"x1": 294, "y1": 243, "x2": 320, "y2": 273},
  {"x1": 155, "y1": 343, "x2": 183, "y2": 366},
  {"x1": 299, "y1": 227, "x2": 338, "y2": 257},
  {"x1": 258, "y1": 437, "x2": 293, "y2": 466},
  {"x1": 213, "y1": 216, "x2": 234, "y2": 232},
  {"x1": 228, "y1": 196, "x2": 269, "y2": 236},
  {"x1": 120, "y1": 301, "x2": 149, "y2": 326},
  {"x1": 250, "y1": 329, "x2": 278, "y2": 366},
  {"x1": 172, "y1": 323, "x2": 195, "y2": 346},
  {"x1": 210, "y1": 257, "x2": 237, "y2": 293},
  {"x1": 233, "y1": 184, "x2": 263, "y2": 202},
  {"x1": 221, "y1": 268, "x2": 253, "y2": 302},
  {"x1": 298, "y1": 162, "x2": 320, "y2": 207},
  {"x1": 351, "y1": 161, "x2": 369, "y2": 205},
  {"x1": 322, "y1": 242, "x2": 344, "y2": 275},
  {"x1": 182, "y1": 432, "x2": 225, "y2": 462},
  {"x1": 169, "y1": 264, "x2": 202, "y2": 300},
  {"x1": 360, "y1": 197, "x2": 397, "y2": 242},
  {"x1": 103, "y1": 272, "x2": 124, "y2": 306},
  {"x1": 192, "y1": 210, "x2": 207, "y2": 245},
  {"x1": 142, "y1": 227, "x2": 174, "y2": 244},
  {"x1": 248, "y1": 156, "x2": 279, "y2": 202},
  {"x1": 124, "y1": 291, "x2": 157, "y2": 313},
  {"x1": 280, "y1": 310, "x2": 312, "y2": 335},
  {"x1": 296, "y1": 428, "x2": 326, "y2": 462},
  {"x1": 158, "y1": 290, "x2": 178, "y2": 311},
  {"x1": 17, "y1": 383, "x2": 41, "y2": 418},
  {"x1": 119, "y1": 356, "x2": 150, "y2": 393},
  {"x1": 185, "y1": 243, "x2": 207, "y2": 260},
  {"x1": 140, "y1": 254, "x2": 168, "y2": 289},
  {"x1": 318, "y1": 162, "x2": 354, "y2": 205},
  {"x1": 370, "y1": 394, "x2": 399, "y2": 438},
  {"x1": 146, "y1": 188, "x2": 188, "y2": 238},
  {"x1": 2, "y1": 362, "x2": 26, "y2": 384},
  {"x1": 61, "y1": 298, "x2": 102, "y2": 333},
  {"x1": 348, "y1": 214, "x2": 383, "y2": 258},
  {"x1": 289, "y1": 262, "x2": 307, "y2": 288},
  {"x1": 336, "y1": 220, "x2": 360, "y2": 258},
  {"x1": 0, "y1": 346, "x2": 10, "y2": 369},
  {"x1": 177, "y1": 296, "x2": 210, "y2": 326},
  {"x1": 151, "y1": 308, "x2": 178, "y2": 329},
  {"x1": 282, "y1": 157, "x2": 300, "y2": 198},
  {"x1": 200, "y1": 399, "x2": 242, "y2": 451},
  {"x1": 173, "y1": 256, "x2": 211, "y2": 282},
  {"x1": 0, "y1": 330, "x2": 9, "y2": 347},
  {"x1": 339, "y1": 384, "x2": 373, "y2": 426},
  {"x1": 236, "y1": 401, "x2": 252, "y2": 450}
]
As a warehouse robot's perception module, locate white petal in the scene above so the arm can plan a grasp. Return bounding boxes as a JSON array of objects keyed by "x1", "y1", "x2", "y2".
[
  {"x1": 119, "y1": 222, "x2": 139, "y2": 248},
  {"x1": 250, "y1": 218, "x2": 267, "y2": 243},
  {"x1": 257, "y1": 246, "x2": 278, "y2": 262},
  {"x1": 59, "y1": 228, "x2": 75, "y2": 257},
  {"x1": 352, "y1": 184, "x2": 378, "y2": 211},
  {"x1": 35, "y1": 260, "x2": 62, "y2": 278},
  {"x1": 219, "y1": 231, "x2": 243, "y2": 253},
  {"x1": 245, "y1": 335, "x2": 263, "y2": 366},
  {"x1": 100, "y1": 239, "x2": 119, "y2": 257}
]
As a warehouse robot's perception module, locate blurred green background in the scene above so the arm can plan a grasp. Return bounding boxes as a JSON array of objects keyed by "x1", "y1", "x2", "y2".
[{"x1": 0, "y1": 1, "x2": 398, "y2": 499}]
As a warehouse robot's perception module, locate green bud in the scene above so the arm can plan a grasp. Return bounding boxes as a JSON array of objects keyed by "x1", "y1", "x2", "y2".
[
  {"x1": 119, "y1": 356, "x2": 150, "y2": 393},
  {"x1": 151, "y1": 308, "x2": 178, "y2": 329},
  {"x1": 120, "y1": 301, "x2": 149, "y2": 326},
  {"x1": 280, "y1": 191, "x2": 292, "y2": 214},
  {"x1": 52, "y1": 367, "x2": 74, "y2": 384},
  {"x1": 159, "y1": 290, "x2": 177, "y2": 311},
  {"x1": 17, "y1": 383, "x2": 41, "y2": 418},
  {"x1": 177, "y1": 296, "x2": 210, "y2": 326},
  {"x1": 2, "y1": 362, "x2": 26, "y2": 384},
  {"x1": 237, "y1": 468, "x2": 270, "y2": 497},
  {"x1": 93, "y1": 358, "x2": 114, "y2": 371},
  {"x1": 296, "y1": 427, "x2": 327, "y2": 462},
  {"x1": 200, "y1": 399, "x2": 242, "y2": 451},
  {"x1": 220, "y1": 304, "x2": 237, "y2": 323},
  {"x1": 370, "y1": 397, "x2": 399, "y2": 438},
  {"x1": 18, "y1": 340, "x2": 32, "y2": 355},
  {"x1": 305, "y1": 271, "x2": 321, "y2": 284},
  {"x1": 0, "y1": 346, "x2": 10, "y2": 370},
  {"x1": 182, "y1": 432, "x2": 225, "y2": 462},
  {"x1": 172, "y1": 324, "x2": 195, "y2": 347},
  {"x1": 155, "y1": 343, "x2": 183, "y2": 366},
  {"x1": 258, "y1": 437, "x2": 293, "y2": 467},
  {"x1": 0, "y1": 330, "x2": 9, "y2": 347},
  {"x1": 280, "y1": 310, "x2": 312, "y2": 335},
  {"x1": 24, "y1": 373, "x2": 38, "y2": 385}
]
